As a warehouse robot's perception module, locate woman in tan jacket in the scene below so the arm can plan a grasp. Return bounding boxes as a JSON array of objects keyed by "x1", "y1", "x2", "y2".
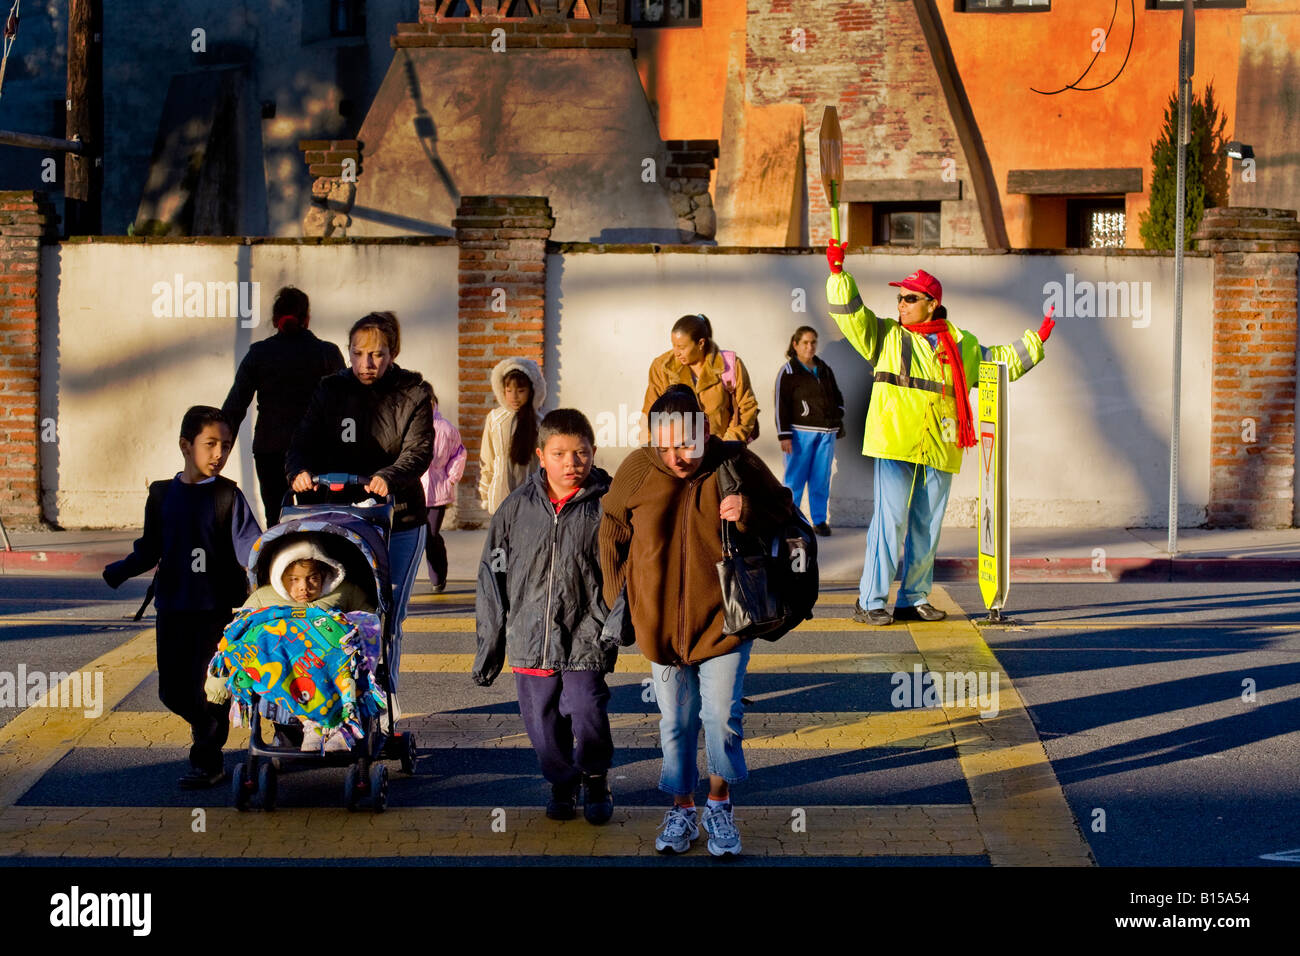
[{"x1": 641, "y1": 314, "x2": 760, "y2": 444}]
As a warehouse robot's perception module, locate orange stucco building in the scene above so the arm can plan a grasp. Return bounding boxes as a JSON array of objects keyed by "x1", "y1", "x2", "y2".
[{"x1": 632, "y1": 0, "x2": 1292, "y2": 250}]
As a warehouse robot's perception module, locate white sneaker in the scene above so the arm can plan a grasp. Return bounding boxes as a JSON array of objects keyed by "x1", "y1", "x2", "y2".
[
  {"x1": 701, "y1": 803, "x2": 742, "y2": 857},
  {"x1": 300, "y1": 726, "x2": 323, "y2": 752},
  {"x1": 654, "y1": 806, "x2": 700, "y2": 854},
  {"x1": 322, "y1": 732, "x2": 351, "y2": 753}
]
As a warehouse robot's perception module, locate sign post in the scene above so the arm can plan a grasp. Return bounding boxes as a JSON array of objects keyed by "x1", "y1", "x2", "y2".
[{"x1": 978, "y1": 361, "x2": 1010, "y2": 621}]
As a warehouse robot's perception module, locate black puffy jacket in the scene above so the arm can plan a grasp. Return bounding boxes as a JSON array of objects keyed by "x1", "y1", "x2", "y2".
[
  {"x1": 285, "y1": 365, "x2": 435, "y2": 532},
  {"x1": 473, "y1": 466, "x2": 616, "y2": 685}
]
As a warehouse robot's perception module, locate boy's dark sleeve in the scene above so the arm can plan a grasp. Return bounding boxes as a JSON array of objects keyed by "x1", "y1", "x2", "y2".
[
  {"x1": 103, "y1": 482, "x2": 166, "y2": 588},
  {"x1": 472, "y1": 508, "x2": 510, "y2": 687},
  {"x1": 285, "y1": 381, "x2": 329, "y2": 481},
  {"x1": 229, "y1": 489, "x2": 263, "y2": 566},
  {"x1": 220, "y1": 351, "x2": 258, "y2": 439}
]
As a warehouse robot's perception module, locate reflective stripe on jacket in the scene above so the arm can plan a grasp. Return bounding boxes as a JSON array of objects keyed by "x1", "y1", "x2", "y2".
[{"x1": 826, "y1": 269, "x2": 1045, "y2": 474}]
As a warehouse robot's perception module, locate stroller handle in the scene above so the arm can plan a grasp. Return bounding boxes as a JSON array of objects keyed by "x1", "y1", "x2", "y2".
[{"x1": 281, "y1": 473, "x2": 396, "y2": 510}]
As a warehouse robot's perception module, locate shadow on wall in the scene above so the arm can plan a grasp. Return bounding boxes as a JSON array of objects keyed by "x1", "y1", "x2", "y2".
[
  {"x1": 400, "y1": 50, "x2": 460, "y2": 210},
  {"x1": 38, "y1": 249, "x2": 63, "y2": 528}
]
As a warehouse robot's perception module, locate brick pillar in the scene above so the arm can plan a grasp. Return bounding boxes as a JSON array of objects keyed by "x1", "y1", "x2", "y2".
[
  {"x1": 1196, "y1": 207, "x2": 1300, "y2": 528},
  {"x1": 453, "y1": 196, "x2": 554, "y2": 529},
  {"x1": 0, "y1": 192, "x2": 57, "y2": 529}
]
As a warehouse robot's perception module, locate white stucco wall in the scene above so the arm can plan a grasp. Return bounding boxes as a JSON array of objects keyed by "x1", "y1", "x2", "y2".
[
  {"x1": 41, "y1": 240, "x2": 459, "y2": 528},
  {"x1": 547, "y1": 249, "x2": 1214, "y2": 528}
]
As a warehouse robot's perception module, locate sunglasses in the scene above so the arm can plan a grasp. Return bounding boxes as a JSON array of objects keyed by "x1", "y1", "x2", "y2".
[{"x1": 897, "y1": 293, "x2": 932, "y2": 304}]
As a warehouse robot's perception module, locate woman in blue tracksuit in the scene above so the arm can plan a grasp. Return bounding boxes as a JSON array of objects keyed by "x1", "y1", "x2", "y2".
[{"x1": 774, "y1": 326, "x2": 844, "y2": 536}]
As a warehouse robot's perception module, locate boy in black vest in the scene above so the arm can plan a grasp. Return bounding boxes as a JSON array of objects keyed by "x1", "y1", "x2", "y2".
[{"x1": 104, "y1": 406, "x2": 262, "y2": 789}]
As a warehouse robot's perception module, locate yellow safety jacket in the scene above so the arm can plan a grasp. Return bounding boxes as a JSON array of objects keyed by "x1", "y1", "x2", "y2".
[{"x1": 826, "y1": 269, "x2": 1045, "y2": 474}]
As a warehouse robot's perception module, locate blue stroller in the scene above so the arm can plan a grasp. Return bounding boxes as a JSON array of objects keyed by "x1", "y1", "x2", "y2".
[{"x1": 223, "y1": 474, "x2": 418, "y2": 812}]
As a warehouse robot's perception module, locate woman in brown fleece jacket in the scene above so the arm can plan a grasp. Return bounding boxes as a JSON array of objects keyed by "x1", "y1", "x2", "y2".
[{"x1": 599, "y1": 386, "x2": 793, "y2": 857}]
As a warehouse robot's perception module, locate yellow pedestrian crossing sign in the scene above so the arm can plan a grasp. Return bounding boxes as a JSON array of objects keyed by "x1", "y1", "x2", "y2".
[{"x1": 978, "y1": 362, "x2": 1009, "y2": 614}]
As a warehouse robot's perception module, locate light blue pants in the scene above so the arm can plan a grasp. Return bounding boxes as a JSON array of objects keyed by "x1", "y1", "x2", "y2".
[
  {"x1": 860, "y1": 457, "x2": 953, "y2": 611},
  {"x1": 387, "y1": 524, "x2": 427, "y2": 691},
  {"x1": 650, "y1": 642, "x2": 753, "y2": 796},
  {"x1": 783, "y1": 428, "x2": 836, "y2": 525}
]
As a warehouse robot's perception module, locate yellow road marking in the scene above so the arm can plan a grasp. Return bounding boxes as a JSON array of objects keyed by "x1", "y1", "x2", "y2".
[
  {"x1": 0, "y1": 629, "x2": 157, "y2": 809},
  {"x1": 403, "y1": 614, "x2": 889, "y2": 633},
  {"x1": 398, "y1": 651, "x2": 925, "y2": 674},
  {"x1": 0, "y1": 805, "x2": 985, "y2": 859},
  {"x1": 79, "y1": 708, "x2": 962, "y2": 751},
  {"x1": 911, "y1": 585, "x2": 1093, "y2": 866}
]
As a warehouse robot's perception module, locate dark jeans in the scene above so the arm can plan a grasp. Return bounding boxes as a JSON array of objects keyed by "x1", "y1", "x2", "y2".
[
  {"x1": 156, "y1": 610, "x2": 232, "y2": 774},
  {"x1": 423, "y1": 505, "x2": 448, "y2": 586},
  {"x1": 254, "y1": 451, "x2": 289, "y2": 527},
  {"x1": 515, "y1": 670, "x2": 613, "y2": 787}
]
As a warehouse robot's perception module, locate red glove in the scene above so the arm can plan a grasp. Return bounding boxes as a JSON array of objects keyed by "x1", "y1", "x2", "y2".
[
  {"x1": 1038, "y1": 305, "x2": 1055, "y2": 343},
  {"x1": 826, "y1": 240, "x2": 846, "y2": 275}
]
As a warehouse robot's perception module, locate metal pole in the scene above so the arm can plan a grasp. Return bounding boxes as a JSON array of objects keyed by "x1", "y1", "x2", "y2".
[{"x1": 1169, "y1": 0, "x2": 1195, "y2": 555}]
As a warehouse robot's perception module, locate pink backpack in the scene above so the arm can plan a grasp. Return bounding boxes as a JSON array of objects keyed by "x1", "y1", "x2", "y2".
[{"x1": 718, "y1": 349, "x2": 757, "y2": 443}]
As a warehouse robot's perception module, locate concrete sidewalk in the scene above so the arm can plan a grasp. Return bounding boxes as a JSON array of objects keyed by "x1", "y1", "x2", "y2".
[{"x1": 2, "y1": 525, "x2": 1299, "y2": 582}]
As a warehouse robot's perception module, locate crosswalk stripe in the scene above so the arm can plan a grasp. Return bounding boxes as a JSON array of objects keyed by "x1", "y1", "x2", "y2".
[
  {"x1": 398, "y1": 652, "x2": 926, "y2": 674},
  {"x1": 915, "y1": 585, "x2": 1094, "y2": 866},
  {"x1": 0, "y1": 630, "x2": 158, "y2": 810},
  {"x1": 74, "y1": 709, "x2": 962, "y2": 752},
  {"x1": 403, "y1": 614, "x2": 882, "y2": 633},
  {"x1": 0, "y1": 805, "x2": 986, "y2": 859}
]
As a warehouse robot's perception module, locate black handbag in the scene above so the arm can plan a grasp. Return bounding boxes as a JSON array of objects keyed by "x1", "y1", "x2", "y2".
[{"x1": 716, "y1": 519, "x2": 787, "y2": 640}]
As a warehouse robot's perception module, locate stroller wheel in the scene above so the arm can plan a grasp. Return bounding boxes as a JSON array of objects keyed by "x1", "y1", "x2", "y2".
[
  {"x1": 257, "y1": 762, "x2": 278, "y2": 812},
  {"x1": 400, "y1": 733, "x2": 418, "y2": 775},
  {"x1": 343, "y1": 764, "x2": 363, "y2": 811},
  {"x1": 369, "y1": 763, "x2": 389, "y2": 813},
  {"x1": 231, "y1": 762, "x2": 253, "y2": 811}
]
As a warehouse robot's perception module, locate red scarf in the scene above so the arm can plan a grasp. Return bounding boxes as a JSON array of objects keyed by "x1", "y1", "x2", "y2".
[{"x1": 908, "y1": 319, "x2": 976, "y2": 449}]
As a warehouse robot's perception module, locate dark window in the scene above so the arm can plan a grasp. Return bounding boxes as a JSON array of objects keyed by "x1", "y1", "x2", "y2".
[
  {"x1": 1148, "y1": 1, "x2": 1244, "y2": 9},
  {"x1": 1066, "y1": 198, "x2": 1126, "y2": 248},
  {"x1": 331, "y1": 0, "x2": 366, "y2": 36},
  {"x1": 873, "y1": 203, "x2": 942, "y2": 248},
  {"x1": 956, "y1": 0, "x2": 1050, "y2": 10},
  {"x1": 628, "y1": 0, "x2": 703, "y2": 27}
]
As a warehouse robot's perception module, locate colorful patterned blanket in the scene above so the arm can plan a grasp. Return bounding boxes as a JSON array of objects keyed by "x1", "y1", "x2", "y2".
[{"x1": 209, "y1": 605, "x2": 385, "y2": 747}]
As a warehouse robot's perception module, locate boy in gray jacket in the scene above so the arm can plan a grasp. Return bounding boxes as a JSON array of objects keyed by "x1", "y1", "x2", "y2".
[{"x1": 474, "y1": 409, "x2": 617, "y2": 824}]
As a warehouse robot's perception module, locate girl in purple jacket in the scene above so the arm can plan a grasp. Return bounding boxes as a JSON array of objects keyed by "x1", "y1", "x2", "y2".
[{"x1": 419, "y1": 393, "x2": 468, "y2": 592}]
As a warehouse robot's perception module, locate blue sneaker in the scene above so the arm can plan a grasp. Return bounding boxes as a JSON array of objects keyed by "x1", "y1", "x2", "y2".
[
  {"x1": 654, "y1": 806, "x2": 700, "y2": 854},
  {"x1": 701, "y1": 803, "x2": 742, "y2": 857}
]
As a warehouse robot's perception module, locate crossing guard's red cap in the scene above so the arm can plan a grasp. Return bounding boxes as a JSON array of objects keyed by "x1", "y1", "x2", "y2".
[{"x1": 889, "y1": 269, "x2": 942, "y2": 307}]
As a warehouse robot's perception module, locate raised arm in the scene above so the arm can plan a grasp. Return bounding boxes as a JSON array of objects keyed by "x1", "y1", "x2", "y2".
[{"x1": 825, "y1": 241, "x2": 893, "y2": 365}]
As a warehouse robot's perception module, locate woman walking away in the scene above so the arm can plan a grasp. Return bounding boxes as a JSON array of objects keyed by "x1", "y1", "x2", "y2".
[{"x1": 775, "y1": 325, "x2": 844, "y2": 536}]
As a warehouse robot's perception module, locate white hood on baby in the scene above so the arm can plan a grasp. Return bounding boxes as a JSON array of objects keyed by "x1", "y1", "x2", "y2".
[{"x1": 268, "y1": 539, "x2": 345, "y2": 602}]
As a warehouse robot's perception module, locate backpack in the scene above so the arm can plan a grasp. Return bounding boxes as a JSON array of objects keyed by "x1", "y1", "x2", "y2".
[
  {"x1": 719, "y1": 349, "x2": 759, "y2": 443},
  {"x1": 714, "y1": 454, "x2": 818, "y2": 642}
]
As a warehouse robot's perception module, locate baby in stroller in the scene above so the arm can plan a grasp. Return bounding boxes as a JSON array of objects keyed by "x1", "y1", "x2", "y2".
[{"x1": 207, "y1": 537, "x2": 381, "y2": 753}]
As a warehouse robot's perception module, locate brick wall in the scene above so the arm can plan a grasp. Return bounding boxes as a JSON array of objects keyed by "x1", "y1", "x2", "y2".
[
  {"x1": 1196, "y1": 206, "x2": 1300, "y2": 528},
  {"x1": 399, "y1": 0, "x2": 630, "y2": 49},
  {"x1": 744, "y1": 0, "x2": 984, "y2": 248},
  {"x1": 0, "y1": 192, "x2": 57, "y2": 529},
  {"x1": 453, "y1": 196, "x2": 554, "y2": 528}
]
